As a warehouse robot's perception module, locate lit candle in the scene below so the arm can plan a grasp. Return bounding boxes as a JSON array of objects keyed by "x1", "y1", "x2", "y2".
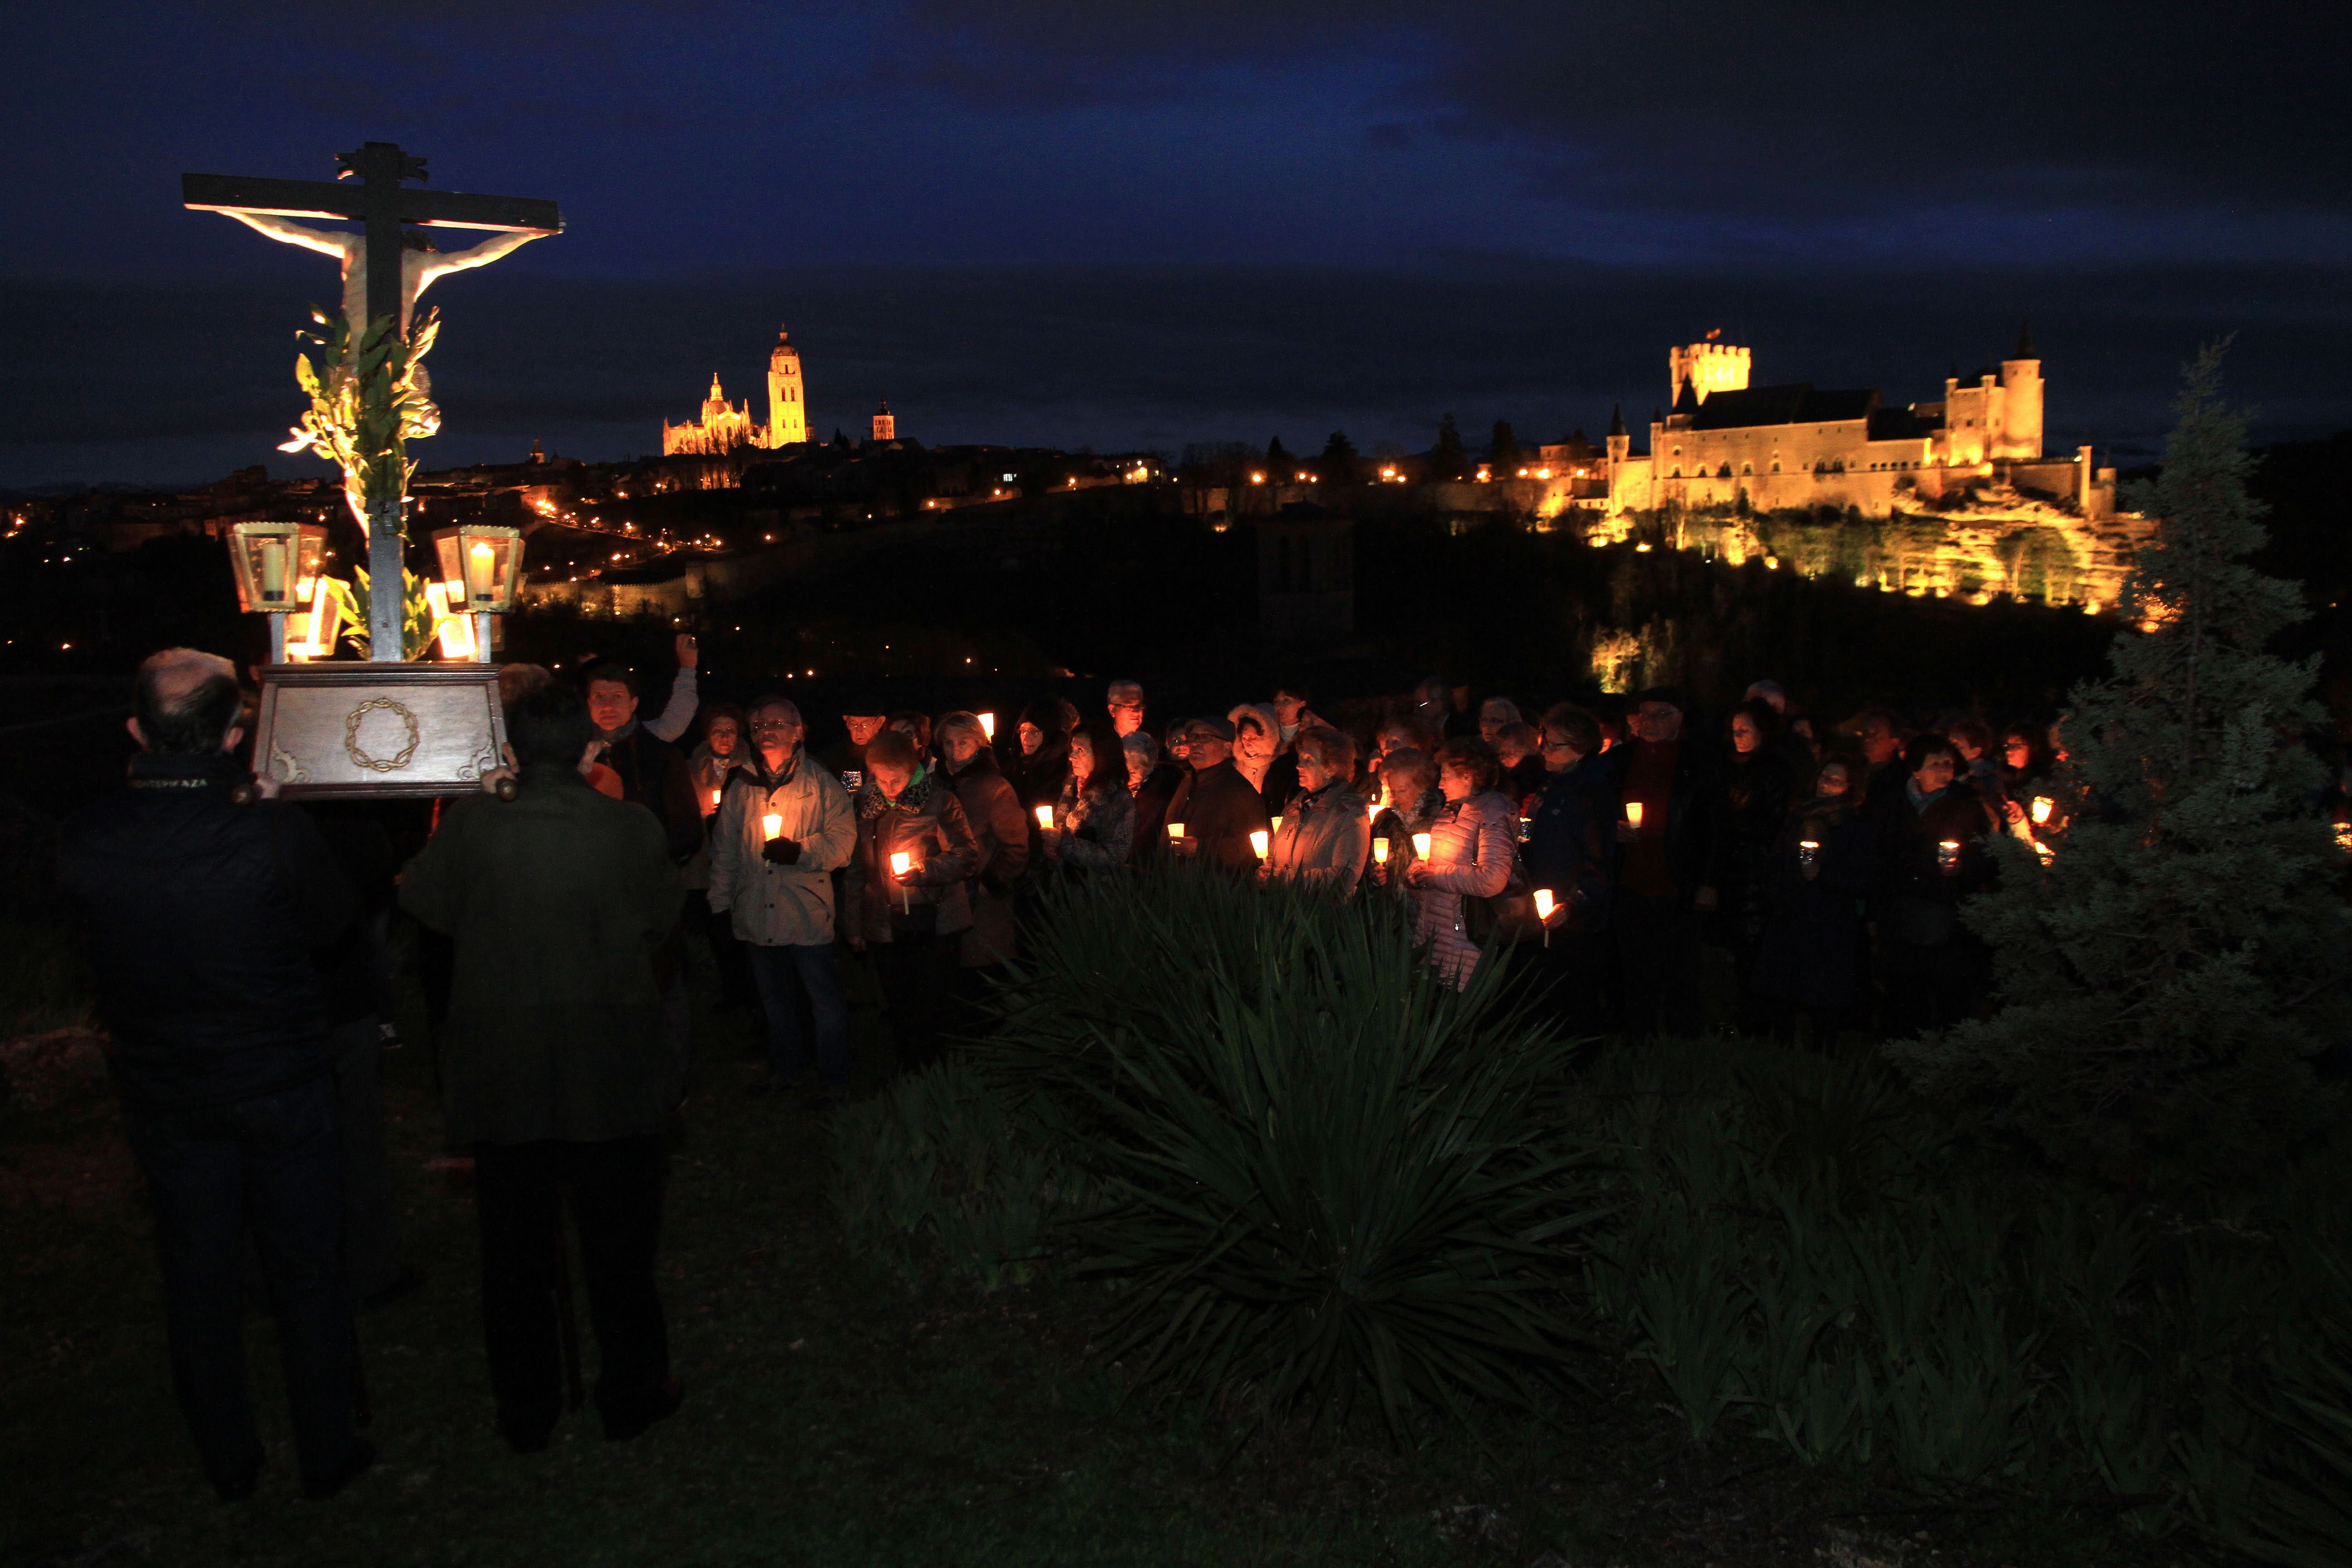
[
  {"x1": 1798, "y1": 838, "x2": 1820, "y2": 868},
  {"x1": 1167, "y1": 822, "x2": 1184, "y2": 840},
  {"x1": 890, "y1": 850, "x2": 912, "y2": 877},
  {"x1": 1269, "y1": 815, "x2": 1283, "y2": 834},
  {"x1": 1372, "y1": 838, "x2": 1389, "y2": 864},
  {"x1": 1411, "y1": 832, "x2": 1432, "y2": 860},
  {"x1": 2030, "y1": 796, "x2": 2053, "y2": 824},
  {"x1": 1249, "y1": 829, "x2": 1269, "y2": 860},
  {"x1": 1532, "y1": 888, "x2": 1555, "y2": 921},
  {"x1": 978, "y1": 711, "x2": 996, "y2": 739},
  {"x1": 710, "y1": 787, "x2": 723, "y2": 811},
  {"x1": 1034, "y1": 804, "x2": 1055, "y2": 831},
  {"x1": 1937, "y1": 839, "x2": 1962, "y2": 873},
  {"x1": 469, "y1": 540, "x2": 496, "y2": 602},
  {"x1": 761, "y1": 812, "x2": 783, "y2": 842},
  {"x1": 259, "y1": 540, "x2": 286, "y2": 602},
  {"x1": 1625, "y1": 801, "x2": 1646, "y2": 830}
]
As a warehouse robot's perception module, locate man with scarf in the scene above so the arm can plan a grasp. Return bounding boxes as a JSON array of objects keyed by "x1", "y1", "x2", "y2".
[
  {"x1": 706, "y1": 696, "x2": 858, "y2": 1103},
  {"x1": 843, "y1": 729, "x2": 981, "y2": 1073}
]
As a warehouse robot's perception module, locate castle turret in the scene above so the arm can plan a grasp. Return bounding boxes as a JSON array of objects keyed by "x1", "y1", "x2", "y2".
[
  {"x1": 1668, "y1": 335, "x2": 1750, "y2": 406},
  {"x1": 766, "y1": 324, "x2": 808, "y2": 448},
  {"x1": 1996, "y1": 315, "x2": 2043, "y2": 460},
  {"x1": 1606, "y1": 403, "x2": 1629, "y2": 464}
]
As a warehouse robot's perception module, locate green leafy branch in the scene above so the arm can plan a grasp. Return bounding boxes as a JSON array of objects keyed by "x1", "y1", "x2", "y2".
[{"x1": 278, "y1": 306, "x2": 442, "y2": 536}]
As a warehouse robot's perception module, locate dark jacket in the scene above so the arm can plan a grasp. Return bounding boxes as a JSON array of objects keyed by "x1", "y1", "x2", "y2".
[
  {"x1": 1166, "y1": 758, "x2": 1271, "y2": 870},
  {"x1": 1749, "y1": 801, "x2": 1877, "y2": 1011},
  {"x1": 843, "y1": 771, "x2": 982, "y2": 945},
  {"x1": 1723, "y1": 748, "x2": 1796, "y2": 936},
  {"x1": 1523, "y1": 760, "x2": 1614, "y2": 931},
  {"x1": 600, "y1": 723, "x2": 701, "y2": 862},
  {"x1": 1603, "y1": 736, "x2": 1730, "y2": 906},
  {"x1": 398, "y1": 763, "x2": 685, "y2": 1144},
  {"x1": 1876, "y1": 783, "x2": 1996, "y2": 947},
  {"x1": 57, "y1": 752, "x2": 357, "y2": 1109},
  {"x1": 1132, "y1": 761, "x2": 1183, "y2": 857}
]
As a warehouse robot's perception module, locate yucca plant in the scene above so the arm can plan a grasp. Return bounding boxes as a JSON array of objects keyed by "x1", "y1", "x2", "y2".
[{"x1": 976, "y1": 864, "x2": 1610, "y2": 1436}]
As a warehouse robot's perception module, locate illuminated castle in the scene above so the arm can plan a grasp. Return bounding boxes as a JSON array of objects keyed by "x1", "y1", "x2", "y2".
[
  {"x1": 1604, "y1": 321, "x2": 2110, "y2": 519},
  {"x1": 662, "y1": 324, "x2": 809, "y2": 455}
]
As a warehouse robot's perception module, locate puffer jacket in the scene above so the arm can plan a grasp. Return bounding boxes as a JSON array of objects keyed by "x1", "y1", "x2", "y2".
[
  {"x1": 843, "y1": 769, "x2": 982, "y2": 945},
  {"x1": 1411, "y1": 790, "x2": 1518, "y2": 985},
  {"x1": 1052, "y1": 771, "x2": 1135, "y2": 873},
  {"x1": 1266, "y1": 779, "x2": 1370, "y2": 891},
  {"x1": 706, "y1": 746, "x2": 858, "y2": 946}
]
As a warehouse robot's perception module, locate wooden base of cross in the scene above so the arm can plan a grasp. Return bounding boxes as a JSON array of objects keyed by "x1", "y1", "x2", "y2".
[{"x1": 251, "y1": 662, "x2": 508, "y2": 799}]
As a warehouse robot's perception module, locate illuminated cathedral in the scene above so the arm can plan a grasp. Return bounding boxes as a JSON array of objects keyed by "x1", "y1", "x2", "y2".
[{"x1": 661, "y1": 325, "x2": 809, "y2": 455}]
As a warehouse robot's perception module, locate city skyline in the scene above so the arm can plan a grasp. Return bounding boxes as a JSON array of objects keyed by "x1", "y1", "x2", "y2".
[{"x1": 4, "y1": 2, "x2": 2347, "y2": 486}]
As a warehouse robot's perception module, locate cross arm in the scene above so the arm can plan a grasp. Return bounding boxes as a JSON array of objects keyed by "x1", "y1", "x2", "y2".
[{"x1": 183, "y1": 173, "x2": 563, "y2": 234}]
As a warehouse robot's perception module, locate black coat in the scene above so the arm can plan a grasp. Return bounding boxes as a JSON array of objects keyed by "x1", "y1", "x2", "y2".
[
  {"x1": 1749, "y1": 806, "x2": 1877, "y2": 1011},
  {"x1": 1523, "y1": 761, "x2": 1615, "y2": 931},
  {"x1": 1602, "y1": 737, "x2": 1731, "y2": 905},
  {"x1": 1166, "y1": 759, "x2": 1271, "y2": 870},
  {"x1": 1132, "y1": 761, "x2": 1183, "y2": 856},
  {"x1": 602, "y1": 725, "x2": 701, "y2": 862},
  {"x1": 57, "y1": 753, "x2": 358, "y2": 1108}
]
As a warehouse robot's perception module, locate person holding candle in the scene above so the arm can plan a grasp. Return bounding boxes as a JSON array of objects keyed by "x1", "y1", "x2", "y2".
[
  {"x1": 844, "y1": 730, "x2": 982, "y2": 1072},
  {"x1": 682, "y1": 704, "x2": 752, "y2": 1015},
  {"x1": 706, "y1": 697, "x2": 858, "y2": 1104},
  {"x1": 1749, "y1": 756, "x2": 1878, "y2": 1040},
  {"x1": 1044, "y1": 716, "x2": 1137, "y2": 877},
  {"x1": 936, "y1": 710, "x2": 1030, "y2": 984},
  {"x1": 583, "y1": 662, "x2": 701, "y2": 862},
  {"x1": 1162, "y1": 716, "x2": 1271, "y2": 871},
  {"x1": 1603, "y1": 688, "x2": 1730, "y2": 1039},
  {"x1": 398, "y1": 683, "x2": 688, "y2": 1453},
  {"x1": 1364, "y1": 747, "x2": 1441, "y2": 896},
  {"x1": 1006, "y1": 698, "x2": 1073, "y2": 853},
  {"x1": 1403, "y1": 738, "x2": 1518, "y2": 986},
  {"x1": 1723, "y1": 699, "x2": 1796, "y2": 1029},
  {"x1": 1262, "y1": 726, "x2": 1370, "y2": 892},
  {"x1": 1124, "y1": 730, "x2": 1182, "y2": 854},
  {"x1": 1522, "y1": 705, "x2": 1617, "y2": 1020},
  {"x1": 1874, "y1": 734, "x2": 1996, "y2": 1037}
]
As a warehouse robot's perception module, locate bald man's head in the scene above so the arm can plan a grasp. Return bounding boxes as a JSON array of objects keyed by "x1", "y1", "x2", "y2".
[{"x1": 131, "y1": 648, "x2": 243, "y2": 755}]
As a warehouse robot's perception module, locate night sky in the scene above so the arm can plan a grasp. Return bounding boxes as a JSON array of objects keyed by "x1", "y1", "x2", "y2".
[{"x1": 4, "y1": 1, "x2": 2347, "y2": 488}]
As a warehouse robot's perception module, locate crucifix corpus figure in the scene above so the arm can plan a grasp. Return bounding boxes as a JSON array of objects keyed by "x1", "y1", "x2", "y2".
[{"x1": 185, "y1": 142, "x2": 561, "y2": 662}]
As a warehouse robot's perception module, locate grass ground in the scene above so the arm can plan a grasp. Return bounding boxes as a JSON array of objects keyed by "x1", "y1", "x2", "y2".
[{"x1": 0, "y1": 947, "x2": 2187, "y2": 1568}]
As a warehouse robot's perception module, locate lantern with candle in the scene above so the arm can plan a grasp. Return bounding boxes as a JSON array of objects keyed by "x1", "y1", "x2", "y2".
[
  {"x1": 1034, "y1": 804, "x2": 1055, "y2": 832},
  {"x1": 1249, "y1": 829, "x2": 1269, "y2": 861},
  {"x1": 1372, "y1": 837, "x2": 1390, "y2": 864},
  {"x1": 1411, "y1": 831, "x2": 1432, "y2": 860},
  {"x1": 889, "y1": 848, "x2": 914, "y2": 913},
  {"x1": 430, "y1": 523, "x2": 525, "y2": 664},
  {"x1": 1936, "y1": 839, "x2": 1963, "y2": 875},
  {"x1": 762, "y1": 811, "x2": 784, "y2": 842},
  {"x1": 1624, "y1": 800, "x2": 1646, "y2": 830},
  {"x1": 228, "y1": 520, "x2": 330, "y2": 662},
  {"x1": 2030, "y1": 796, "x2": 2055, "y2": 826}
]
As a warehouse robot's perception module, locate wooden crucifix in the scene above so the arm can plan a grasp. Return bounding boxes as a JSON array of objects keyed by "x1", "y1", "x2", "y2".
[{"x1": 185, "y1": 142, "x2": 561, "y2": 661}]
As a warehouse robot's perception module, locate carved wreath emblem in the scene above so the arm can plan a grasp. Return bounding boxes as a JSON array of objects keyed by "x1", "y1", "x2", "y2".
[{"x1": 343, "y1": 697, "x2": 421, "y2": 773}]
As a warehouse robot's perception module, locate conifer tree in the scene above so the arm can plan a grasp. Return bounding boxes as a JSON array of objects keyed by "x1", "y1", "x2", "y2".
[
  {"x1": 1489, "y1": 419, "x2": 1521, "y2": 471},
  {"x1": 1890, "y1": 344, "x2": 2350, "y2": 1182},
  {"x1": 1431, "y1": 414, "x2": 1469, "y2": 481},
  {"x1": 1265, "y1": 435, "x2": 1292, "y2": 470},
  {"x1": 1318, "y1": 430, "x2": 1359, "y2": 485}
]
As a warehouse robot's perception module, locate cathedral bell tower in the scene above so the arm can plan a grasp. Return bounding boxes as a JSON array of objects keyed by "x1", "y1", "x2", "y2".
[{"x1": 766, "y1": 325, "x2": 808, "y2": 448}]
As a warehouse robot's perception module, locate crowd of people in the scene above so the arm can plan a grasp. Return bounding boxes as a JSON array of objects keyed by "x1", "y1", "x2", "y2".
[
  {"x1": 54, "y1": 635, "x2": 2068, "y2": 1501},
  {"x1": 617, "y1": 646, "x2": 2062, "y2": 1071}
]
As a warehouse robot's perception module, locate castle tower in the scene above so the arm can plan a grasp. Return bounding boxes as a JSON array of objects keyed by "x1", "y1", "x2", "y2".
[
  {"x1": 1605, "y1": 404, "x2": 1630, "y2": 465},
  {"x1": 766, "y1": 325, "x2": 808, "y2": 448},
  {"x1": 1995, "y1": 316, "x2": 2043, "y2": 460},
  {"x1": 1668, "y1": 334, "x2": 1750, "y2": 405},
  {"x1": 871, "y1": 399, "x2": 895, "y2": 444}
]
